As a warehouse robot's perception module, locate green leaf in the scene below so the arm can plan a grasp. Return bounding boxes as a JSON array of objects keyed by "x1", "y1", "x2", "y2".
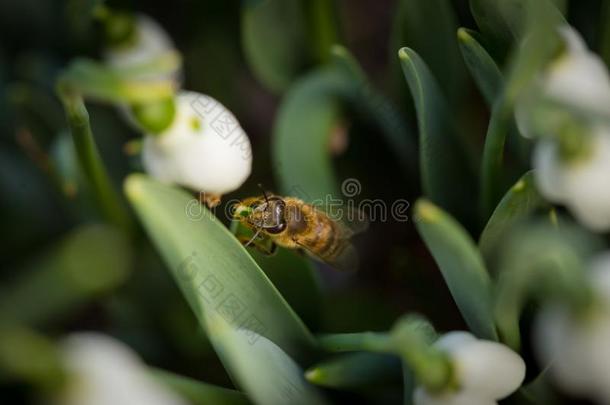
[
  {"x1": 470, "y1": 0, "x2": 566, "y2": 52},
  {"x1": 414, "y1": 199, "x2": 498, "y2": 340},
  {"x1": 152, "y1": 368, "x2": 250, "y2": 405},
  {"x1": 124, "y1": 174, "x2": 316, "y2": 360},
  {"x1": 273, "y1": 47, "x2": 416, "y2": 202},
  {"x1": 305, "y1": 353, "x2": 401, "y2": 390},
  {"x1": 399, "y1": 48, "x2": 476, "y2": 224},
  {"x1": 273, "y1": 68, "x2": 345, "y2": 201},
  {"x1": 457, "y1": 28, "x2": 502, "y2": 107},
  {"x1": 479, "y1": 99, "x2": 514, "y2": 218},
  {"x1": 241, "y1": 0, "x2": 309, "y2": 93},
  {"x1": 205, "y1": 312, "x2": 328, "y2": 405},
  {"x1": 479, "y1": 171, "x2": 545, "y2": 262},
  {"x1": 251, "y1": 248, "x2": 321, "y2": 329},
  {"x1": 391, "y1": 0, "x2": 466, "y2": 104}
]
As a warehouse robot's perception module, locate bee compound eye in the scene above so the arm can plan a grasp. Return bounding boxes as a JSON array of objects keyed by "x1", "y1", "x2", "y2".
[{"x1": 265, "y1": 221, "x2": 286, "y2": 234}]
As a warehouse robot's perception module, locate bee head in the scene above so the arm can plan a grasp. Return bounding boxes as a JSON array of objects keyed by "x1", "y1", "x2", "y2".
[{"x1": 235, "y1": 195, "x2": 286, "y2": 234}]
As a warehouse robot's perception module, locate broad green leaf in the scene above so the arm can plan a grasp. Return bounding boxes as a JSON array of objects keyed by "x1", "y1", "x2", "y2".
[
  {"x1": 205, "y1": 312, "x2": 328, "y2": 405},
  {"x1": 152, "y1": 368, "x2": 250, "y2": 405},
  {"x1": 124, "y1": 175, "x2": 316, "y2": 360},
  {"x1": 0, "y1": 224, "x2": 131, "y2": 327},
  {"x1": 241, "y1": 0, "x2": 309, "y2": 93},
  {"x1": 251, "y1": 248, "x2": 321, "y2": 329},
  {"x1": 305, "y1": 352, "x2": 401, "y2": 389},
  {"x1": 469, "y1": 0, "x2": 565, "y2": 53},
  {"x1": 274, "y1": 48, "x2": 416, "y2": 202},
  {"x1": 273, "y1": 68, "x2": 345, "y2": 201},
  {"x1": 414, "y1": 199, "x2": 497, "y2": 340},
  {"x1": 457, "y1": 28, "x2": 502, "y2": 107},
  {"x1": 479, "y1": 171, "x2": 545, "y2": 262},
  {"x1": 399, "y1": 48, "x2": 476, "y2": 224},
  {"x1": 469, "y1": 0, "x2": 525, "y2": 51},
  {"x1": 391, "y1": 0, "x2": 466, "y2": 104}
]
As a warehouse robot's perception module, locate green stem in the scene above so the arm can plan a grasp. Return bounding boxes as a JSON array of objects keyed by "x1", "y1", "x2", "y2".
[
  {"x1": 306, "y1": 0, "x2": 340, "y2": 64},
  {"x1": 0, "y1": 326, "x2": 65, "y2": 392},
  {"x1": 57, "y1": 83, "x2": 133, "y2": 233},
  {"x1": 318, "y1": 317, "x2": 452, "y2": 393}
]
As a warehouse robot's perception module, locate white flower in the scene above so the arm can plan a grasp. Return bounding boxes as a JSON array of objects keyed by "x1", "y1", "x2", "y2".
[
  {"x1": 533, "y1": 125, "x2": 610, "y2": 231},
  {"x1": 141, "y1": 91, "x2": 252, "y2": 196},
  {"x1": 516, "y1": 26, "x2": 610, "y2": 138},
  {"x1": 105, "y1": 14, "x2": 180, "y2": 83},
  {"x1": 58, "y1": 333, "x2": 187, "y2": 405},
  {"x1": 414, "y1": 332, "x2": 526, "y2": 405},
  {"x1": 543, "y1": 27, "x2": 610, "y2": 116},
  {"x1": 535, "y1": 252, "x2": 610, "y2": 405}
]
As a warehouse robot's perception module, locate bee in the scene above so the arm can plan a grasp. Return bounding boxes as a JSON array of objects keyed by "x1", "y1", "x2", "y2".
[{"x1": 232, "y1": 191, "x2": 366, "y2": 271}]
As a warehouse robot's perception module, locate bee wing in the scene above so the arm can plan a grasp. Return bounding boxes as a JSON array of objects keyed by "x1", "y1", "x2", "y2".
[
  {"x1": 298, "y1": 219, "x2": 360, "y2": 271},
  {"x1": 322, "y1": 242, "x2": 359, "y2": 271},
  {"x1": 316, "y1": 203, "x2": 369, "y2": 237}
]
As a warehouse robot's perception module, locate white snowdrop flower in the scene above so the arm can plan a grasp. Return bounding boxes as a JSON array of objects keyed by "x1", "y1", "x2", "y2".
[
  {"x1": 515, "y1": 26, "x2": 610, "y2": 138},
  {"x1": 105, "y1": 14, "x2": 180, "y2": 83},
  {"x1": 57, "y1": 333, "x2": 187, "y2": 405},
  {"x1": 543, "y1": 26, "x2": 610, "y2": 116},
  {"x1": 535, "y1": 252, "x2": 610, "y2": 405},
  {"x1": 414, "y1": 332, "x2": 526, "y2": 405},
  {"x1": 142, "y1": 91, "x2": 252, "y2": 198},
  {"x1": 533, "y1": 125, "x2": 610, "y2": 231}
]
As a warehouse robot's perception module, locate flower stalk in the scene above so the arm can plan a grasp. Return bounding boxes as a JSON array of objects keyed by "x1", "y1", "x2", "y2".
[{"x1": 57, "y1": 82, "x2": 133, "y2": 232}]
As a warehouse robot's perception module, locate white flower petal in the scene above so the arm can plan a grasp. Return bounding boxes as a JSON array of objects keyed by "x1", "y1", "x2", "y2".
[
  {"x1": 535, "y1": 304, "x2": 610, "y2": 402},
  {"x1": 434, "y1": 331, "x2": 477, "y2": 353},
  {"x1": 532, "y1": 139, "x2": 568, "y2": 202},
  {"x1": 142, "y1": 91, "x2": 252, "y2": 195},
  {"x1": 590, "y1": 253, "x2": 610, "y2": 303},
  {"x1": 544, "y1": 27, "x2": 610, "y2": 115},
  {"x1": 59, "y1": 333, "x2": 187, "y2": 405},
  {"x1": 559, "y1": 128, "x2": 610, "y2": 231},
  {"x1": 451, "y1": 340, "x2": 526, "y2": 400}
]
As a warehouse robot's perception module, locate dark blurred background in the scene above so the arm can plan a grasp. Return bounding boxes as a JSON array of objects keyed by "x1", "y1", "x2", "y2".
[{"x1": 0, "y1": 0, "x2": 606, "y2": 402}]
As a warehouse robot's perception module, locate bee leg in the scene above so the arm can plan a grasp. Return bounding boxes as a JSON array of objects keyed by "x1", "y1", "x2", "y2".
[{"x1": 250, "y1": 238, "x2": 277, "y2": 256}]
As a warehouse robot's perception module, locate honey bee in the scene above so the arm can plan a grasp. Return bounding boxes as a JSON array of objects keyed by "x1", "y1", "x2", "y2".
[{"x1": 232, "y1": 191, "x2": 366, "y2": 271}]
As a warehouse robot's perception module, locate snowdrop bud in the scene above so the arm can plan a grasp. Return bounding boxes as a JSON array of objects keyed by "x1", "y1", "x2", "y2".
[
  {"x1": 414, "y1": 332, "x2": 525, "y2": 405},
  {"x1": 535, "y1": 252, "x2": 610, "y2": 404},
  {"x1": 105, "y1": 14, "x2": 179, "y2": 83},
  {"x1": 533, "y1": 125, "x2": 610, "y2": 231},
  {"x1": 58, "y1": 333, "x2": 187, "y2": 405},
  {"x1": 142, "y1": 91, "x2": 252, "y2": 198}
]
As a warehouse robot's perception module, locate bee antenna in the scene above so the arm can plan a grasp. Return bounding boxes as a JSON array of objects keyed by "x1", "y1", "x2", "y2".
[{"x1": 258, "y1": 183, "x2": 270, "y2": 205}]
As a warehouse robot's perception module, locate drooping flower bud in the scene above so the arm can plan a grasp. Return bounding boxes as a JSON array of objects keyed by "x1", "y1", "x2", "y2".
[{"x1": 141, "y1": 91, "x2": 252, "y2": 200}]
